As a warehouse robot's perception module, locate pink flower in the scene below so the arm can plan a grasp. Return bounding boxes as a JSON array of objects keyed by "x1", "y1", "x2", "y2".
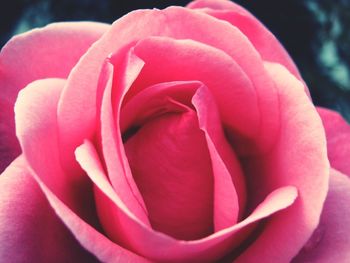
[{"x1": 0, "y1": 1, "x2": 349, "y2": 262}]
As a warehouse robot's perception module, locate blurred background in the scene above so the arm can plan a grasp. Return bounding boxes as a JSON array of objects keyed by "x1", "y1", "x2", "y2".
[{"x1": 1, "y1": 0, "x2": 350, "y2": 121}]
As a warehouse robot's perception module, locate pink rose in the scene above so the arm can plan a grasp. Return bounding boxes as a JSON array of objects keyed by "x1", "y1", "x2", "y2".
[{"x1": 0, "y1": 0, "x2": 349, "y2": 262}]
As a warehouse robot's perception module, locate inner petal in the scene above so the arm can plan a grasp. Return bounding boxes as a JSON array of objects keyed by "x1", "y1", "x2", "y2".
[{"x1": 124, "y1": 110, "x2": 214, "y2": 240}]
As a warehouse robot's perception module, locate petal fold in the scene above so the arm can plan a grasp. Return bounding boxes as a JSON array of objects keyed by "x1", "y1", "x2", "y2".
[
  {"x1": 0, "y1": 156, "x2": 97, "y2": 263},
  {"x1": 99, "y1": 58, "x2": 150, "y2": 225},
  {"x1": 187, "y1": 0, "x2": 303, "y2": 82},
  {"x1": 191, "y1": 85, "x2": 245, "y2": 229},
  {"x1": 0, "y1": 21, "x2": 108, "y2": 172},
  {"x1": 317, "y1": 107, "x2": 350, "y2": 176},
  {"x1": 236, "y1": 62, "x2": 329, "y2": 262},
  {"x1": 14, "y1": 78, "x2": 99, "y2": 229},
  {"x1": 76, "y1": 140, "x2": 297, "y2": 262},
  {"x1": 293, "y1": 169, "x2": 350, "y2": 262}
]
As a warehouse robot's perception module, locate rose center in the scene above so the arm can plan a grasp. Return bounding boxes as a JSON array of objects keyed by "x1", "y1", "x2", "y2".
[{"x1": 124, "y1": 110, "x2": 214, "y2": 240}]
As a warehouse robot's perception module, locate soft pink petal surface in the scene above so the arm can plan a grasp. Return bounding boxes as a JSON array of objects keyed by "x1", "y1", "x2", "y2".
[
  {"x1": 125, "y1": 108, "x2": 214, "y2": 240},
  {"x1": 120, "y1": 81, "x2": 199, "y2": 132},
  {"x1": 98, "y1": 58, "x2": 150, "y2": 226},
  {"x1": 129, "y1": 36, "x2": 279, "y2": 156},
  {"x1": 77, "y1": 140, "x2": 297, "y2": 262},
  {"x1": 122, "y1": 81, "x2": 218, "y2": 240},
  {"x1": 15, "y1": 78, "x2": 94, "y2": 219},
  {"x1": 14, "y1": 78, "x2": 149, "y2": 263},
  {"x1": 128, "y1": 36, "x2": 259, "y2": 139},
  {"x1": 317, "y1": 107, "x2": 350, "y2": 176},
  {"x1": 58, "y1": 6, "x2": 279, "y2": 166},
  {"x1": 0, "y1": 156, "x2": 98, "y2": 263},
  {"x1": 235, "y1": 63, "x2": 329, "y2": 262},
  {"x1": 187, "y1": 0, "x2": 302, "y2": 81},
  {"x1": 0, "y1": 22, "x2": 108, "y2": 172},
  {"x1": 293, "y1": 169, "x2": 350, "y2": 262},
  {"x1": 191, "y1": 85, "x2": 244, "y2": 227},
  {"x1": 293, "y1": 108, "x2": 350, "y2": 262}
]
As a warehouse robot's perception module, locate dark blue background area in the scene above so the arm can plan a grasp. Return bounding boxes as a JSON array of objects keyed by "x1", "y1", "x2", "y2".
[{"x1": 2, "y1": 0, "x2": 350, "y2": 121}]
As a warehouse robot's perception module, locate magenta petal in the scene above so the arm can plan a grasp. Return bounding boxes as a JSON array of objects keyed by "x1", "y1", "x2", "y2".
[
  {"x1": 187, "y1": 0, "x2": 303, "y2": 82},
  {"x1": 130, "y1": 36, "x2": 279, "y2": 155},
  {"x1": 124, "y1": 107, "x2": 214, "y2": 240},
  {"x1": 0, "y1": 157, "x2": 97, "y2": 262},
  {"x1": 1, "y1": 22, "x2": 108, "y2": 103},
  {"x1": 187, "y1": 0, "x2": 250, "y2": 11},
  {"x1": 99, "y1": 58, "x2": 150, "y2": 225},
  {"x1": 0, "y1": 22, "x2": 108, "y2": 173},
  {"x1": 293, "y1": 169, "x2": 350, "y2": 262},
  {"x1": 235, "y1": 63, "x2": 329, "y2": 262},
  {"x1": 76, "y1": 140, "x2": 297, "y2": 262},
  {"x1": 121, "y1": 80, "x2": 200, "y2": 132},
  {"x1": 191, "y1": 86, "x2": 245, "y2": 229},
  {"x1": 27, "y1": 164, "x2": 150, "y2": 263},
  {"x1": 130, "y1": 36, "x2": 259, "y2": 139},
  {"x1": 122, "y1": 81, "x2": 244, "y2": 231},
  {"x1": 15, "y1": 78, "x2": 66, "y2": 194},
  {"x1": 317, "y1": 107, "x2": 350, "y2": 176},
  {"x1": 14, "y1": 78, "x2": 98, "y2": 228},
  {"x1": 15, "y1": 79, "x2": 72, "y2": 205},
  {"x1": 0, "y1": 98, "x2": 19, "y2": 173}
]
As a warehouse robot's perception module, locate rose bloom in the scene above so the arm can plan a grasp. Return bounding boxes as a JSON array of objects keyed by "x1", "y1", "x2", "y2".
[{"x1": 0, "y1": 0, "x2": 349, "y2": 262}]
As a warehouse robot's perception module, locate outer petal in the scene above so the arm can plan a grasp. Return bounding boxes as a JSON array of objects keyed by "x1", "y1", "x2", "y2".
[
  {"x1": 0, "y1": 156, "x2": 97, "y2": 263},
  {"x1": 293, "y1": 169, "x2": 350, "y2": 262},
  {"x1": 317, "y1": 107, "x2": 350, "y2": 176},
  {"x1": 14, "y1": 77, "x2": 104, "y2": 250},
  {"x1": 293, "y1": 108, "x2": 350, "y2": 262},
  {"x1": 187, "y1": 0, "x2": 302, "y2": 81},
  {"x1": 0, "y1": 21, "x2": 109, "y2": 173},
  {"x1": 14, "y1": 78, "x2": 149, "y2": 263},
  {"x1": 236, "y1": 63, "x2": 329, "y2": 262},
  {"x1": 32, "y1": 166, "x2": 151, "y2": 263}
]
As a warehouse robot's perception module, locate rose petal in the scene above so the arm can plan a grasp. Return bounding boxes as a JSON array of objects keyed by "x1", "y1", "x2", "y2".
[
  {"x1": 0, "y1": 156, "x2": 97, "y2": 263},
  {"x1": 100, "y1": 38, "x2": 251, "y2": 233},
  {"x1": 187, "y1": 0, "x2": 251, "y2": 12},
  {"x1": 122, "y1": 80, "x2": 245, "y2": 229},
  {"x1": 76, "y1": 140, "x2": 297, "y2": 262},
  {"x1": 235, "y1": 62, "x2": 329, "y2": 262},
  {"x1": 14, "y1": 78, "x2": 97, "y2": 226},
  {"x1": 58, "y1": 5, "x2": 279, "y2": 165},
  {"x1": 191, "y1": 85, "x2": 245, "y2": 228},
  {"x1": 129, "y1": 36, "x2": 259, "y2": 145},
  {"x1": 124, "y1": 106, "x2": 215, "y2": 240},
  {"x1": 0, "y1": 22, "x2": 108, "y2": 173},
  {"x1": 317, "y1": 107, "x2": 350, "y2": 176},
  {"x1": 13, "y1": 78, "x2": 149, "y2": 263},
  {"x1": 121, "y1": 80, "x2": 200, "y2": 132},
  {"x1": 131, "y1": 36, "x2": 280, "y2": 156},
  {"x1": 293, "y1": 168, "x2": 350, "y2": 262},
  {"x1": 187, "y1": 0, "x2": 303, "y2": 82},
  {"x1": 99, "y1": 58, "x2": 150, "y2": 225},
  {"x1": 0, "y1": 99, "x2": 19, "y2": 173},
  {"x1": 29, "y1": 162, "x2": 150, "y2": 263}
]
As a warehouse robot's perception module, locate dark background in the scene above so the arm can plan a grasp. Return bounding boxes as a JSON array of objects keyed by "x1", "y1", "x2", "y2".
[{"x1": 2, "y1": 0, "x2": 350, "y2": 121}]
